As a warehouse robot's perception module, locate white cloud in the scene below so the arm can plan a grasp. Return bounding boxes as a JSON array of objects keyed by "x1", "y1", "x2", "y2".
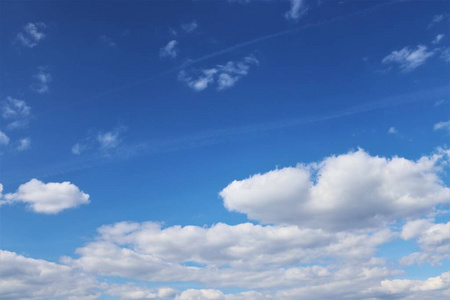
[
  {"x1": 106, "y1": 283, "x2": 177, "y2": 299},
  {"x1": 400, "y1": 219, "x2": 450, "y2": 266},
  {"x1": 181, "y1": 21, "x2": 198, "y2": 33},
  {"x1": 160, "y1": 40, "x2": 178, "y2": 58},
  {"x1": 432, "y1": 34, "x2": 445, "y2": 45},
  {"x1": 31, "y1": 66, "x2": 52, "y2": 93},
  {"x1": 285, "y1": 0, "x2": 307, "y2": 21},
  {"x1": 365, "y1": 271, "x2": 450, "y2": 300},
  {"x1": 71, "y1": 143, "x2": 85, "y2": 155},
  {"x1": 388, "y1": 126, "x2": 398, "y2": 134},
  {"x1": 0, "y1": 250, "x2": 101, "y2": 300},
  {"x1": 382, "y1": 45, "x2": 434, "y2": 72},
  {"x1": 15, "y1": 22, "x2": 47, "y2": 48},
  {"x1": 428, "y1": 14, "x2": 448, "y2": 28},
  {"x1": 64, "y1": 219, "x2": 396, "y2": 291},
  {"x1": 1, "y1": 179, "x2": 90, "y2": 214},
  {"x1": 220, "y1": 149, "x2": 450, "y2": 230},
  {"x1": 0, "y1": 130, "x2": 10, "y2": 145},
  {"x1": 441, "y1": 47, "x2": 450, "y2": 62},
  {"x1": 98, "y1": 130, "x2": 121, "y2": 149},
  {"x1": 17, "y1": 137, "x2": 31, "y2": 151},
  {"x1": 434, "y1": 120, "x2": 450, "y2": 132},
  {"x1": 1, "y1": 97, "x2": 32, "y2": 130},
  {"x1": 179, "y1": 55, "x2": 259, "y2": 91}
]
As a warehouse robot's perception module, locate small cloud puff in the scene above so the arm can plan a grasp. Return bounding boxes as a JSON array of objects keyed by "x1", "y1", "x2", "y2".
[
  {"x1": 31, "y1": 66, "x2": 52, "y2": 94},
  {"x1": 160, "y1": 40, "x2": 179, "y2": 59},
  {"x1": 1, "y1": 97, "x2": 32, "y2": 130},
  {"x1": 285, "y1": 0, "x2": 308, "y2": 21},
  {"x1": 382, "y1": 45, "x2": 434, "y2": 72},
  {"x1": 178, "y1": 55, "x2": 259, "y2": 91},
  {"x1": 15, "y1": 22, "x2": 47, "y2": 48},
  {"x1": 1, "y1": 179, "x2": 90, "y2": 214}
]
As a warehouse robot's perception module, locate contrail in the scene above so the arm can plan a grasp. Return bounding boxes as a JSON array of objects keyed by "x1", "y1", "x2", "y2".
[
  {"x1": 40, "y1": 0, "x2": 396, "y2": 114},
  {"x1": 4, "y1": 85, "x2": 447, "y2": 184}
]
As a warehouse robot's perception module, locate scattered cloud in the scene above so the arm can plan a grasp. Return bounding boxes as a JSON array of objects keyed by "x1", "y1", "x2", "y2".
[
  {"x1": 181, "y1": 21, "x2": 198, "y2": 33},
  {"x1": 432, "y1": 34, "x2": 445, "y2": 45},
  {"x1": 440, "y1": 47, "x2": 450, "y2": 62},
  {"x1": 399, "y1": 219, "x2": 450, "y2": 266},
  {"x1": 160, "y1": 40, "x2": 179, "y2": 58},
  {"x1": 434, "y1": 99, "x2": 445, "y2": 106},
  {"x1": 428, "y1": 14, "x2": 448, "y2": 29},
  {"x1": 179, "y1": 55, "x2": 259, "y2": 91},
  {"x1": 388, "y1": 126, "x2": 398, "y2": 134},
  {"x1": 285, "y1": 0, "x2": 308, "y2": 21},
  {"x1": 16, "y1": 137, "x2": 31, "y2": 151},
  {"x1": 15, "y1": 22, "x2": 47, "y2": 48},
  {"x1": 433, "y1": 120, "x2": 450, "y2": 133},
  {"x1": 1, "y1": 179, "x2": 90, "y2": 214},
  {"x1": 106, "y1": 283, "x2": 177, "y2": 299},
  {"x1": 220, "y1": 149, "x2": 450, "y2": 230},
  {"x1": 31, "y1": 66, "x2": 52, "y2": 93},
  {"x1": 0, "y1": 250, "x2": 101, "y2": 300},
  {"x1": 71, "y1": 143, "x2": 85, "y2": 155},
  {"x1": 97, "y1": 130, "x2": 121, "y2": 150},
  {"x1": 382, "y1": 45, "x2": 434, "y2": 72},
  {"x1": 1, "y1": 97, "x2": 32, "y2": 130},
  {"x1": 72, "y1": 126, "x2": 126, "y2": 156},
  {"x1": 100, "y1": 35, "x2": 116, "y2": 47},
  {"x1": 0, "y1": 130, "x2": 10, "y2": 145}
]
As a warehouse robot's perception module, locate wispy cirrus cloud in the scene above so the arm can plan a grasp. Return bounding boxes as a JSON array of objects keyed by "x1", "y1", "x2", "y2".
[
  {"x1": 1, "y1": 97, "x2": 32, "y2": 130},
  {"x1": 160, "y1": 40, "x2": 179, "y2": 59},
  {"x1": 285, "y1": 0, "x2": 308, "y2": 21},
  {"x1": 16, "y1": 137, "x2": 31, "y2": 151},
  {"x1": 382, "y1": 45, "x2": 434, "y2": 72},
  {"x1": 31, "y1": 66, "x2": 52, "y2": 94},
  {"x1": 178, "y1": 54, "x2": 259, "y2": 91},
  {"x1": 0, "y1": 131, "x2": 10, "y2": 146},
  {"x1": 15, "y1": 22, "x2": 47, "y2": 48},
  {"x1": 434, "y1": 120, "x2": 450, "y2": 133},
  {"x1": 72, "y1": 126, "x2": 126, "y2": 156},
  {"x1": 181, "y1": 21, "x2": 198, "y2": 33}
]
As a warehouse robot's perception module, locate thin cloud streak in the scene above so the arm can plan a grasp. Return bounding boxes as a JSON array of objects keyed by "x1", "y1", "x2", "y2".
[
  {"x1": 4, "y1": 85, "x2": 445, "y2": 184},
  {"x1": 38, "y1": 0, "x2": 396, "y2": 115}
]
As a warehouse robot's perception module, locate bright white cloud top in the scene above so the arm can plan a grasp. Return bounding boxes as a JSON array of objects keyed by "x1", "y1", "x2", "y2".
[
  {"x1": 220, "y1": 149, "x2": 450, "y2": 230},
  {"x1": 1, "y1": 1, "x2": 449, "y2": 299},
  {"x1": 1, "y1": 179, "x2": 90, "y2": 214}
]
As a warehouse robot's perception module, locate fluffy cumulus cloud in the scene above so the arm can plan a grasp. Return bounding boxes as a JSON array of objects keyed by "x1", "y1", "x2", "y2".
[
  {"x1": 15, "y1": 22, "x2": 47, "y2": 48},
  {"x1": 178, "y1": 55, "x2": 259, "y2": 91},
  {"x1": 220, "y1": 149, "x2": 450, "y2": 230},
  {"x1": 3, "y1": 149, "x2": 449, "y2": 299},
  {"x1": 399, "y1": 219, "x2": 450, "y2": 266},
  {"x1": 160, "y1": 40, "x2": 179, "y2": 58},
  {"x1": 106, "y1": 283, "x2": 176, "y2": 299},
  {"x1": 1, "y1": 97, "x2": 32, "y2": 129},
  {"x1": 1, "y1": 179, "x2": 90, "y2": 214},
  {"x1": 0, "y1": 250, "x2": 101, "y2": 300},
  {"x1": 382, "y1": 45, "x2": 434, "y2": 71},
  {"x1": 31, "y1": 66, "x2": 52, "y2": 93}
]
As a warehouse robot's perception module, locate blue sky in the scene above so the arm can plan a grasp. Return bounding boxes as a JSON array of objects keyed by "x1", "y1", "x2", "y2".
[{"x1": 0, "y1": 0, "x2": 449, "y2": 299}]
